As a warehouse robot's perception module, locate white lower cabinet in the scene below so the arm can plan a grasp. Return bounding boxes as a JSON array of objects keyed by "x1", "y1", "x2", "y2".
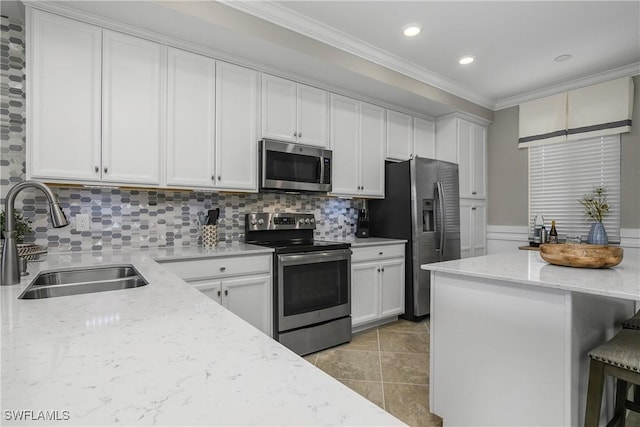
[
  {"x1": 160, "y1": 254, "x2": 272, "y2": 336},
  {"x1": 191, "y1": 275, "x2": 271, "y2": 335},
  {"x1": 460, "y1": 199, "x2": 486, "y2": 258},
  {"x1": 351, "y1": 244, "x2": 405, "y2": 330}
]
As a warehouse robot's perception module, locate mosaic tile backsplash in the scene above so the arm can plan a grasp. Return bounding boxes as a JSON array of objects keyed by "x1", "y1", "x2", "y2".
[{"x1": 0, "y1": 16, "x2": 361, "y2": 253}]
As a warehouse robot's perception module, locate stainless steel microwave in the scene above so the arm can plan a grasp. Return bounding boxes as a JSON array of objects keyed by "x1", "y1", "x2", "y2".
[{"x1": 259, "y1": 139, "x2": 332, "y2": 193}]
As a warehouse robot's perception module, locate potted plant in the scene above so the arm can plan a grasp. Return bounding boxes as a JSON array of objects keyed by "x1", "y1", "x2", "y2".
[
  {"x1": 1, "y1": 209, "x2": 34, "y2": 244},
  {"x1": 578, "y1": 186, "x2": 611, "y2": 245}
]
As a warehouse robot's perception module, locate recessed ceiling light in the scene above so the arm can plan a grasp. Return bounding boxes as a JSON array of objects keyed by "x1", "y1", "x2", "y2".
[
  {"x1": 403, "y1": 25, "x2": 422, "y2": 37},
  {"x1": 458, "y1": 55, "x2": 475, "y2": 65},
  {"x1": 554, "y1": 54, "x2": 572, "y2": 63}
]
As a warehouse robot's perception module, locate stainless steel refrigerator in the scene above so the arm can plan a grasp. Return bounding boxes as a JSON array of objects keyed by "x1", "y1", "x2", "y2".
[{"x1": 368, "y1": 157, "x2": 461, "y2": 319}]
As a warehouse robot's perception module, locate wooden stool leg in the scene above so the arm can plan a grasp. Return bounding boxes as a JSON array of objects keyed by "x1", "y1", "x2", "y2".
[
  {"x1": 586, "y1": 359, "x2": 606, "y2": 427},
  {"x1": 605, "y1": 379, "x2": 628, "y2": 427}
]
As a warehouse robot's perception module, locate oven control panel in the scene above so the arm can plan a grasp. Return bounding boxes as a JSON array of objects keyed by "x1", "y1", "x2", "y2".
[{"x1": 245, "y1": 213, "x2": 316, "y2": 231}]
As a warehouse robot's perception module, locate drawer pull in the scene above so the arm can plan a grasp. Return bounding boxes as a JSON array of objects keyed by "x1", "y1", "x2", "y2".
[
  {"x1": 220, "y1": 267, "x2": 226, "y2": 272},
  {"x1": 224, "y1": 289, "x2": 228, "y2": 296},
  {"x1": 217, "y1": 290, "x2": 221, "y2": 297},
  {"x1": 379, "y1": 252, "x2": 383, "y2": 255}
]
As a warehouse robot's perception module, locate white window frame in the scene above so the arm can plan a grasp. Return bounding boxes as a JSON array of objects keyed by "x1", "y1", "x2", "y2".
[{"x1": 528, "y1": 135, "x2": 621, "y2": 243}]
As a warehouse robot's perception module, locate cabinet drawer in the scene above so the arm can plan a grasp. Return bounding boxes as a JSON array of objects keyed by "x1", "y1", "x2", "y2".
[
  {"x1": 352, "y1": 244, "x2": 405, "y2": 262},
  {"x1": 162, "y1": 255, "x2": 271, "y2": 280}
]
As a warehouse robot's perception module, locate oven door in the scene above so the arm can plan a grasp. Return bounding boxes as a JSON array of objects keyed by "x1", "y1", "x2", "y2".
[{"x1": 277, "y1": 249, "x2": 351, "y2": 332}]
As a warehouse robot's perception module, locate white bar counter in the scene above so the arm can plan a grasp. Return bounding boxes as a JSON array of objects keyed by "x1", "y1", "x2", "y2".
[{"x1": 423, "y1": 250, "x2": 640, "y2": 427}]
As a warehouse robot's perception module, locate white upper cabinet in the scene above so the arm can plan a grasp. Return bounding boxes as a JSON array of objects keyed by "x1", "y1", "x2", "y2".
[
  {"x1": 330, "y1": 95, "x2": 360, "y2": 196},
  {"x1": 261, "y1": 74, "x2": 329, "y2": 148},
  {"x1": 28, "y1": 10, "x2": 102, "y2": 182},
  {"x1": 436, "y1": 115, "x2": 487, "y2": 199},
  {"x1": 297, "y1": 84, "x2": 330, "y2": 147},
  {"x1": 359, "y1": 102, "x2": 385, "y2": 198},
  {"x1": 166, "y1": 48, "x2": 216, "y2": 188},
  {"x1": 330, "y1": 95, "x2": 385, "y2": 198},
  {"x1": 386, "y1": 110, "x2": 414, "y2": 161},
  {"x1": 214, "y1": 61, "x2": 259, "y2": 192},
  {"x1": 413, "y1": 117, "x2": 436, "y2": 159},
  {"x1": 102, "y1": 30, "x2": 163, "y2": 185}
]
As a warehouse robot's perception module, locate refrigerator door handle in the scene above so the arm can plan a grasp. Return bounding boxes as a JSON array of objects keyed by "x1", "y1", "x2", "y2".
[{"x1": 437, "y1": 181, "x2": 446, "y2": 257}]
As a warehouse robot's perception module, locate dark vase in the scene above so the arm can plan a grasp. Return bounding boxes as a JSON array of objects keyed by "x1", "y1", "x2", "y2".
[{"x1": 587, "y1": 222, "x2": 608, "y2": 245}]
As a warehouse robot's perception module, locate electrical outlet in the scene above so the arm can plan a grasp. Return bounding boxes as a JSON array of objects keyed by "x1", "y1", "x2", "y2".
[{"x1": 75, "y1": 214, "x2": 90, "y2": 232}]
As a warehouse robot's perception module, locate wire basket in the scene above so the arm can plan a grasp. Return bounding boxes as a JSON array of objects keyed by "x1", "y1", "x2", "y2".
[{"x1": 0, "y1": 243, "x2": 48, "y2": 262}]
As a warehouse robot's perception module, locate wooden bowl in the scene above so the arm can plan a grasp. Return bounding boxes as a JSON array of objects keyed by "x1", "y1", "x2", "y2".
[{"x1": 539, "y1": 244, "x2": 623, "y2": 268}]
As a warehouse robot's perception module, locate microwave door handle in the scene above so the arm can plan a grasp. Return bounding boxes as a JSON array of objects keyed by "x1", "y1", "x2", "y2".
[{"x1": 318, "y1": 157, "x2": 324, "y2": 184}]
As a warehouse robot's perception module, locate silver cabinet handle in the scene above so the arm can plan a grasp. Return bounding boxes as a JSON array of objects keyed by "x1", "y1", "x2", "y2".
[
  {"x1": 472, "y1": 207, "x2": 477, "y2": 211},
  {"x1": 224, "y1": 289, "x2": 228, "y2": 296},
  {"x1": 472, "y1": 191, "x2": 477, "y2": 195},
  {"x1": 104, "y1": 167, "x2": 108, "y2": 174},
  {"x1": 94, "y1": 166, "x2": 99, "y2": 173}
]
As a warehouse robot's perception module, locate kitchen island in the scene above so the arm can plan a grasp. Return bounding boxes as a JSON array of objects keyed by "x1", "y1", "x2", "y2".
[
  {"x1": 1, "y1": 245, "x2": 404, "y2": 426},
  {"x1": 424, "y1": 250, "x2": 640, "y2": 427}
]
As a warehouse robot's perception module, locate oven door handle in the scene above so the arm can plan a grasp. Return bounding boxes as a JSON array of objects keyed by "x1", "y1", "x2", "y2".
[{"x1": 277, "y1": 249, "x2": 352, "y2": 266}]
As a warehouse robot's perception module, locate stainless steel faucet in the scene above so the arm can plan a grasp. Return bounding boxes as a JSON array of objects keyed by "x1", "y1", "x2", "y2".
[{"x1": 1, "y1": 181, "x2": 69, "y2": 285}]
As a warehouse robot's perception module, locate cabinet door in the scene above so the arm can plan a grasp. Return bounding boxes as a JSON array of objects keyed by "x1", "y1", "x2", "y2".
[
  {"x1": 102, "y1": 30, "x2": 163, "y2": 185},
  {"x1": 386, "y1": 110, "x2": 413, "y2": 161},
  {"x1": 471, "y1": 124, "x2": 487, "y2": 198},
  {"x1": 359, "y1": 102, "x2": 385, "y2": 198},
  {"x1": 261, "y1": 74, "x2": 297, "y2": 142},
  {"x1": 351, "y1": 261, "x2": 380, "y2": 327},
  {"x1": 191, "y1": 280, "x2": 223, "y2": 305},
  {"x1": 223, "y1": 275, "x2": 272, "y2": 336},
  {"x1": 28, "y1": 10, "x2": 102, "y2": 182},
  {"x1": 297, "y1": 84, "x2": 329, "y2": 148},
  {"x1": 459, "y1": 199, "x2": 473, "y2": 259},
  {"x1": 166, "y1": 48, "x2": 215, "y2": 188},
  {"x1": 457, "y1": 119, "x2": 473, "y2": 198},
  {"x1": 215, "y1": 62, "x2": 259, "y2": 191},
  {"x1": 330, "y1": 94, "x2": 360, "y2": 196},
  {"x1": 413, "y1": 117, "x2": 436, "y2": 159},
  {"x1": 380, "y1": 258, "x2": 405, "y2": 318},
  {"x1": 471, "y1": 202, "x2": 487, "y2": 257}
]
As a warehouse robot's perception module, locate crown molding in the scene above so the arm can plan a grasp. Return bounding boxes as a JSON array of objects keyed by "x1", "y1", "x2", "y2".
[
  {"x1": 494, "y1": 62, "x2": 640, "y2": 110},
  {"x1": 222, "y1": 0, "x2": 495, "y2": 110}
]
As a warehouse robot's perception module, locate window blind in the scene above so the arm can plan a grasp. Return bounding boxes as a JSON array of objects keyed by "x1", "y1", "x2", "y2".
[{"x1": 529, "y1": 135, "x2": 621, "y2": 242}]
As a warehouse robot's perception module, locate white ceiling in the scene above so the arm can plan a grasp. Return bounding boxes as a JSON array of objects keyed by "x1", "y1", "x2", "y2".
[
  {"x1": 231, "y1": 0, "x2": 640, "y2": 109},
  {"x1": 4, "y1": 1, "x2": 639, "y2": 117}
]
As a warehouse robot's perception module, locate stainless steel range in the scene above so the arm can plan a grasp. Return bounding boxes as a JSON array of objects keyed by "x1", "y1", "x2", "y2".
[{"x1": 245, "y1": 213, "x2": 352, "y2": 356}]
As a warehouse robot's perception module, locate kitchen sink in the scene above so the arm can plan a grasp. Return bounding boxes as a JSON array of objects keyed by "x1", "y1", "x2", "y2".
[{"x1": 18, "y1": 265, "x2": 148, "y2": 299}]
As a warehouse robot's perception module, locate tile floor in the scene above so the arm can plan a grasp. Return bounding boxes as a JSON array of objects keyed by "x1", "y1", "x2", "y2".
[{"x1": 304, "y1": 319, "x2": 442, "y2": 427}]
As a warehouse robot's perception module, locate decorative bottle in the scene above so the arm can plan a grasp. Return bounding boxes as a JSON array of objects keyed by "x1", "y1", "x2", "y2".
[{"x1": 548, "y1": 220, "x2": 558, "y2": 244}]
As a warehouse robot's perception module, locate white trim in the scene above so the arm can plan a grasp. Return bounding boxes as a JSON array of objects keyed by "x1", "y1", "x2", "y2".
[
  {"x1": 620, "y1": 228, "x2": 640, "y2": 249},
  {"x1": 435, "y1": 111, "x2": 492, "y2": 127},
  {"x1": 495, "y1": 63, "x2": 640, "y2": 110},
  {"x1": 223, "y1": 0, "x2": 496, "y2": 110},
  {"x1": 486, "y1": 225, "x2": 529, "y2": 242}
]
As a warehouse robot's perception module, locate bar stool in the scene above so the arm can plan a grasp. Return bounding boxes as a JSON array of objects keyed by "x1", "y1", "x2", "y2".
[
  {"x1": 622, "y1": 310, "x2": 640, "y2": 330},
  {"x1": 585, "y1": 329, "x2": 640, "y2": 427}
]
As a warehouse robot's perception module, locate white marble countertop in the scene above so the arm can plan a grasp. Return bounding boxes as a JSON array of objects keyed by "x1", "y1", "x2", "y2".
[
  {"x1": 422, "y1": 250, "x2": 640, "y2": 301},
  {"x1": 1, "y1": 246, "x2": 404, "y2": 426}
]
